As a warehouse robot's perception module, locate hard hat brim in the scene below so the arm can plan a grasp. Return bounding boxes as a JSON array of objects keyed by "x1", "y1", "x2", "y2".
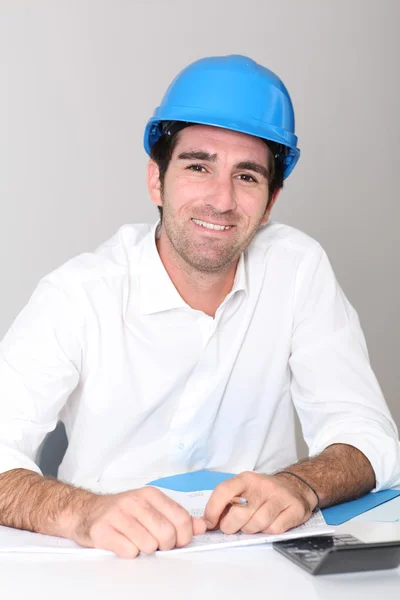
[{"x1": 144, "y1": 109, "x2": 300, "y2": 179}]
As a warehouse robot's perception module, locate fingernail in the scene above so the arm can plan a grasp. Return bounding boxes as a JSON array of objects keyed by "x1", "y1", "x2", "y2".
[{"x1": 205, "y1": 520, "x2": 213, "y2": 529}]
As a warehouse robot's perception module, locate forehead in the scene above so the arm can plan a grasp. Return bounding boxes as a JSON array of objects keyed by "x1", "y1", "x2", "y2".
[{"x1": 172, "y1": 124, "x2": 269, "y2": 163}]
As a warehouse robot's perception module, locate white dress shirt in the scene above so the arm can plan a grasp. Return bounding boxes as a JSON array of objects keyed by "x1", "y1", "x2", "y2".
[{"x1": 0, "y1": 221, "x2": 399, "y2": 494}]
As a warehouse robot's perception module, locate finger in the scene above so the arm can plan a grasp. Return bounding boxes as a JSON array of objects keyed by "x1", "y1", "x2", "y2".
[
  {"x1": 204, "y1": 476, "x2": 249, "y2": 528},
  {"x1": 205, "y1": 504, "x2": 231, "y2": 530},
  {"x1": 89, "y1": 523, "x2": 140, "y2": 559},
  {"x1": 218, "y1": 505, "x2": 254, "y2": 534},
  {"x1": 147, "y1": 489, "x2": 198, "y2": 548},
  {"x1": 128, "y1": 488, "x2": 196, "y2": 549},
  {"x1": 219, "y1": 493, "x2": 283, "y2": 534},
  {"x1": 262, "y1": 506, "x2": 308, "y2": 535},
  {"x1": 112, "y1": 512, "x2": 159, "y2": 554},
  {"x1": 149, "y1": 490, "x2": 205, "y2": 548},
  {"x1": 192, "y1": 517, "x2": 207, "y2": 536},
  {"x1": 240, "y1": 500, "x2": 285, "y2": 534},
  {"x1": 125, "y1": 498, "x2": 177, "y2": 551}
]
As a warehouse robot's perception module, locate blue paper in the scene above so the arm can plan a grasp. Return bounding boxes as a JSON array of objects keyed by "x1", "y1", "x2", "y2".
[
  {"x1": 147, "y1": 469, "x2": 234, "y2": 491},
  {"x1": 147, "y1": 469, "x2": 400, "y2": 525},
  {"x1": 349, "y1": 495, "x2": 400, "y2": 523},
  {"x1": 321, "y1": 489, "x2": 400, "y2": 525}
]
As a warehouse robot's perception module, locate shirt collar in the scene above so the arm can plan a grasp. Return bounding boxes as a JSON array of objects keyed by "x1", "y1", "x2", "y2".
[{"x1": 137, "y1": 222, "x2": 247, "y2": 316}]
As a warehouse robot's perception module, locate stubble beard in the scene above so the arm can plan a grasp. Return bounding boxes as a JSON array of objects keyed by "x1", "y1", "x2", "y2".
[{"x1": 161, "y1": 194, "x2": 264, "y2": 274}]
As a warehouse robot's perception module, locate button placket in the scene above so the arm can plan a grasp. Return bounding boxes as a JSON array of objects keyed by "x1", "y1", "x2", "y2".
[
  {"x1": 197, "y1": 315, "x2": 214, "y2": 347},
  {"x1": 167, "y1": 299, "x2": 240, "y2": 470}
]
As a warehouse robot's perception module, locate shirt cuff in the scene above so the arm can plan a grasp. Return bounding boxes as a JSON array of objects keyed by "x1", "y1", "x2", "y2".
[
  {"x1": 308, "y1": 428, "x2": 400, "y2": 491},
  {"x1": 0, "y1": 445, "x2": 43, "y2": 477}
]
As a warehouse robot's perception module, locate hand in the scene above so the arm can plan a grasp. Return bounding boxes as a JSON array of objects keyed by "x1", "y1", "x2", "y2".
[
  {"x1": 69, "y1": 486, "x2": 207, "y2": 558},
  {"x1": 204, "y1": 471, "x2": 318, "y2": 535}
]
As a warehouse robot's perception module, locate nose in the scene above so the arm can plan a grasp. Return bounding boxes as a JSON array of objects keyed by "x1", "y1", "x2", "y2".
[{"x1": 205, "y1": 177, "x2": 237, "y2": 214}]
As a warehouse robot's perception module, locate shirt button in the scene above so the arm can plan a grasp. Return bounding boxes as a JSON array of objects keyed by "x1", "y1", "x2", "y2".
[{"x1": 179, "y1": 443, "x2": 185, "y2": 450}]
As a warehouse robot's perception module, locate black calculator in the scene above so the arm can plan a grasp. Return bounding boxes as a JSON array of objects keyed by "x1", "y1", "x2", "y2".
[{"x1": 273, "y1": 534, "x2": 400, "y2": 575}]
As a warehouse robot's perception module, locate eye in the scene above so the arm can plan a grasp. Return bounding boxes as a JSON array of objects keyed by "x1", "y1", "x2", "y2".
[
  {"x1": 237, "y1": 173, "x2": 257, "y2": 183},
  {"x1": 187, "y1": 164, "x2": 207, "y2": 173}
]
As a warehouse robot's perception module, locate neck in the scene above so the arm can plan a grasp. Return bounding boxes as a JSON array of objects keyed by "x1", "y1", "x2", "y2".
[{"x1": 156, "y1": 233, "x2": 238, "y2": 318}]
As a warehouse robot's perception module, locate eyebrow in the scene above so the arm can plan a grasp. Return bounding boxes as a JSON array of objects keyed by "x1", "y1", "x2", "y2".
[
  {"x1": 235, "y1": 161, "x2": 270, "y2": 181},
  {"x1": 177, "y1": 151, "x2": 270, "y2": 180},
  {"x1": 177, "y1": 151, "x2": 218, "y2": 162}
]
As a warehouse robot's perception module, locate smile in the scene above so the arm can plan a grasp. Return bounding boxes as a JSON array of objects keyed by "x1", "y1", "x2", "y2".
[{"x1": 191, "y1": 218, "x2": 233, "y2": 231}]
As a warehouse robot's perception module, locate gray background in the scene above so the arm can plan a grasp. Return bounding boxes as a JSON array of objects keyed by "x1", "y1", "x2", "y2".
[{"x1": 1, "y1": 0, "x2": 399, "y2": 476}]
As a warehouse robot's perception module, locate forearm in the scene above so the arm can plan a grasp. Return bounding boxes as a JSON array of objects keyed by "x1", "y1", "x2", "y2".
[
  {"x1": 0, "y1": 468, "x2": 94, "y2": 537},
  {"x1": 276, "y1": 443, "x2": 376, "y2": 508}
]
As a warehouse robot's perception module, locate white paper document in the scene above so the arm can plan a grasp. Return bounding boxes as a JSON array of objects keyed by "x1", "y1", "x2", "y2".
[
  {"x1": 0, "y1": 487, "x2": 334, "y2": 555},
  {"x1": 0, "y1": 525, "x2": 112, "y2": 555},
  {"x1": 152, "y1": 487, "x2": 334, "y2": 554}
]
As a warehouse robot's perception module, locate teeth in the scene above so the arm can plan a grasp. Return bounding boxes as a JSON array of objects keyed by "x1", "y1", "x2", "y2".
[{"x1": 192, "y1": 218, "x2": 232, "y2": 231}]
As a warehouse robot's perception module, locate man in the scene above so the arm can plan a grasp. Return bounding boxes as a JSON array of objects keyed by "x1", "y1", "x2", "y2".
[{"x1": 0, "y1": 55, "x2": 399, "y2": 559}]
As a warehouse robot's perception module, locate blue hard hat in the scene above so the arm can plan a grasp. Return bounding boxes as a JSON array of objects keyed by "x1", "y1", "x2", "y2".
[{"x1": 144, "y1": 55, "x2": 300, "y2": 179}]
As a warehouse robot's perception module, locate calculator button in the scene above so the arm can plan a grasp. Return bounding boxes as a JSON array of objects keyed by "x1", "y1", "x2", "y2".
[
  {"x1": 335, "y1": 535, "x2": 362, "y2": 546},
  {"x1": 294, "y1": 551, "x2": 319, "y2": 560},
  {"x1": 332, "y1": 538, "x2": 348, "y2": 547}
]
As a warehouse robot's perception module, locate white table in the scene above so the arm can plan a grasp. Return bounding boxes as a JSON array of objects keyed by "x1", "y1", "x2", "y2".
[{"x1": 2, "y1": 500, "x2": 399, "y2": 600}]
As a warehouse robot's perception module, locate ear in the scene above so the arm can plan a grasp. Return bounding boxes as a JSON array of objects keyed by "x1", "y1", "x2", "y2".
[
  {"x1": 147, "y1": 160, "x2": 162, "y2": 208},
  {"x1": 261, "y1": 188, "x2": 281, "y2": 225}
]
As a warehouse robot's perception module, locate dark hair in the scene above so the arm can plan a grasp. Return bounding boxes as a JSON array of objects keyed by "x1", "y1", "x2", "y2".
[{"x1": 150, "y1": 124, "x2": 285, "y2": 221}]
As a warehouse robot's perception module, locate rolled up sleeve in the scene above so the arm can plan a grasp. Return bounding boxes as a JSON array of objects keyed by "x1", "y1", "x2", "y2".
[
  {"x1": 290, "y1": 247, "x2": 400, "y2": 490},
  {"x1": 0, "y1": 279, "x2": 81, "y2": 476}
]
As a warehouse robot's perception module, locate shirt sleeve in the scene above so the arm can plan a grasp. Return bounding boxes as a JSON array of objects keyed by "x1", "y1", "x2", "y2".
[
  {"x1": 289, "y1": 245, "x2": 400, "y2": 490},
  {"x1": 0, "y1": 279, "x2": 81, "y2": 476}
]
